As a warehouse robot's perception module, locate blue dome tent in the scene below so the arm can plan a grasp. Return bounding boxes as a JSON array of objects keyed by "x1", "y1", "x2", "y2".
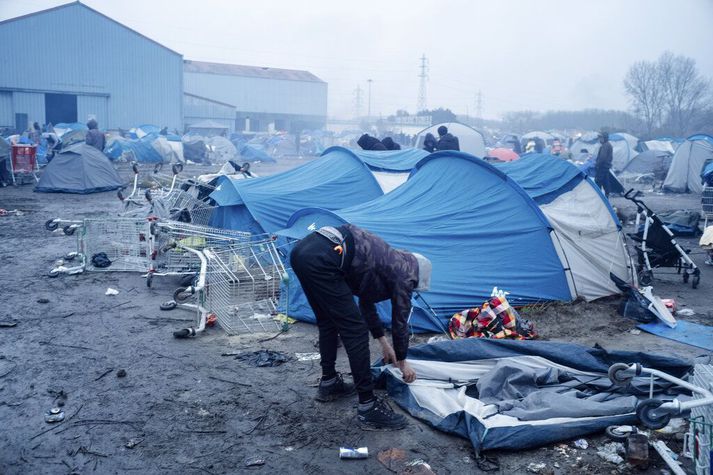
[
  {"x1": 35, "y1": 143, "x2": 123, "y2": 194},
  {"x1": 209, "y1": 147, "x2": 428, "y2": 234},
  {"x1": 278, "y1": 151, "x2": 575, "y2": 332}
]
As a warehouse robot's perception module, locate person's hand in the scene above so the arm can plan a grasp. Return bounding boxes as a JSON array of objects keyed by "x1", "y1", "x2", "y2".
[
  {"x1": 378, "y1": 337, "x2": 397, "y2": 365},
  {"x1": 397, "y1": 360, "x2": 416, "y2": 383}
]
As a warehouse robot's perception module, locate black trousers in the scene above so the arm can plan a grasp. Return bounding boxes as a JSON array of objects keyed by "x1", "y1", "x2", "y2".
[{"x1": 290, "y1": 233, "x2": 374, "y2": 399}]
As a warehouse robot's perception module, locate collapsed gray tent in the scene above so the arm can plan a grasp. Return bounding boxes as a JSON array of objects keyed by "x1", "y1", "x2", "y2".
[{"x1": 35, "y1": 143, "x2": 123, "y2": 194}]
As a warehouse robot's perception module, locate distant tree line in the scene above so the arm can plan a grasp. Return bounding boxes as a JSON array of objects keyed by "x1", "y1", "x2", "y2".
[
  {"x1": 501, "y1": 109, "x2": 641, "y2": 135},
  {"x1": 624, "y1": 51, "x2": 711, "y2": 138}
]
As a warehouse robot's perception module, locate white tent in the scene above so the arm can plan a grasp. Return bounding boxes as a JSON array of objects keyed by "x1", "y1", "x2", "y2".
[
  {"x1": 663, "y1": 135, "x2": 713, "y2": 193},
  {"x1": 640, "y1": 139, "x2": 675, "y2": 155},
  {"x1": 414, "y1": 122, "x2": 486, "y2": 157}
]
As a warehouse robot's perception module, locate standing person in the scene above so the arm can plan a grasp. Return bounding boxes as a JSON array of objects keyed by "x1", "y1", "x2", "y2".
[
  {"x1": 595, "y1": 131, "x2": 613, "y2": 197},
  {"x1": 85, "y1": 119, "x2": 106, "y2": 151},
  {"x1": 435, "y1": 125, "x2": 460, "y2": 151},
  {"x1": 290, "y1": 225, "x2": 432, "y2": 430},
  {"x1": 29, "y1": 122, "x2": 42, "y2": 145}
]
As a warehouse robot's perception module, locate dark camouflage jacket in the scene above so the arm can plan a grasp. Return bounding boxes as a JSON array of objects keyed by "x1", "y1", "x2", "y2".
[{"x1": 340, "y1": 224, "x2": 418, "y2": 360}]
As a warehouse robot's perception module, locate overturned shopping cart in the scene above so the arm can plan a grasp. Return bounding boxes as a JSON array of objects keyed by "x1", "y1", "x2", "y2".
[{"x1": 161, "y1": 236, "x2": 287, "y2": 337}]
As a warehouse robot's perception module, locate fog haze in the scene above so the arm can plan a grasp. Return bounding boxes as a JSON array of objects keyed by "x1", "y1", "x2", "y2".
[{"x1": 3, "y1": 0, "x2": 712, "y2": 118}]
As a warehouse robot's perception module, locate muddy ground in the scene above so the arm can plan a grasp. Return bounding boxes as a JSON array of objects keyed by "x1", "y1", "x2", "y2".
[{"x1": 0, "y1": 160, "x2": 711, "y2": 475}]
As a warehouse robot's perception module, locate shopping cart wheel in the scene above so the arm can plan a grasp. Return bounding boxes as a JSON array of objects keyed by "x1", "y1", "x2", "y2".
[
  {"x1": 146, "y1": 273, "x2": 153, "y2": 288},
  {"x1": 179, "y1": 273, "x2": 197, "y2": 287},
  {"x1": 636, "y1": 399, "x2": 671, "y2": 430},
  {"x1": 45, "y1": 219, "x2": 59, "y2": 231},
  {"x1": 605, "y1": 425, "x2": 637, "y2": 442},
  {"x1": 132, "y1": 163, "x2": 139, "y2": 174},
  {"x1": 173, "y1": 328, "x2": 191, "y2": 338},
  {"x1": 62, "y1": 225, "x2": 76, "y2": 236},
  {"x1": 172, "y1": 164, "x2": 183, "y2": 175},
  {"x1": 160, "y1": 300, "x2": 177, "y2": 311},
  {"x1": 608, "y1": 363, "x2": 634, "y2": 386},
  {"x1": 48, "y1": 269, "x2": 60, "y2": 278},
  {"x1": 173, "y1": 287, "x2": 193, "y2": 302}
]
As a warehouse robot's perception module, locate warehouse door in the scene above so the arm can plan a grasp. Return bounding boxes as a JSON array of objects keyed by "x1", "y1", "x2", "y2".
[{"x1": 45, "y1": 93, "x2": 77, "y2": 124}]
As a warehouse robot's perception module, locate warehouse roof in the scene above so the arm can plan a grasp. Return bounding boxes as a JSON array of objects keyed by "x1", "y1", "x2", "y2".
[
  {"x1": 184, "y1": 60, "x2": 325, "y2": 83},
  {"x1": 0, "y1": 2, "x2": 182, "y2": 57}
]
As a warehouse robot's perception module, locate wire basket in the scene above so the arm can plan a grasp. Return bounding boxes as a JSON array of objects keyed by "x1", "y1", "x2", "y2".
[
  {"x1": 80, "y1": 218, "x2": 152, "y2": 272},
  {"x1": 205, "y1": 237, "x2": 286, "y2": 335},
  {"x1": 685, "y1": 364, "x2": 713, "y2": 475}
]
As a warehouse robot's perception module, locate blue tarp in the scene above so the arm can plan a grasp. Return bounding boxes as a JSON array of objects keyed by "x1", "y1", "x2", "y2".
[
  {"x1": 703, "y1": 160, "x2": 713, "y2": 183},
  {"x1": 104, "y1": 135, "x2": 164, "y2": 163},
  {"x1": 278, "y1": 151, "x2": 573, "y2": 332},
  {"x1": 374, "y1": 339, "x2": 692, "y2": 452},
  {"x1": 209, "y1": 147, "x2": 385, "y2": 234},
  {"x1": 239, "y1": 144, "x2": 277, "y2": 163}
]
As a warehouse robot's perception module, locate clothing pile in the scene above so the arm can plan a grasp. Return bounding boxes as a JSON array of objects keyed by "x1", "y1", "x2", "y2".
[{"x1": 448, "y1": 296, "x2": 536, "y2": 340}]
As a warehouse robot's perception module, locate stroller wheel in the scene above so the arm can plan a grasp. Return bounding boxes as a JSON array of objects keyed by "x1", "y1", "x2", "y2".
[
  {"x1": 683, "y1": 272, "x2": 689, "y2": 283},
  {"x1": 692, "y1": 272, "x2": 700, "y2": 289},
  {"x1": 636, "y1": 399, "x2": 671, "y2": 430},
  {"x1": 638, "y1": 270, "x2": 653, "y2": 286}
]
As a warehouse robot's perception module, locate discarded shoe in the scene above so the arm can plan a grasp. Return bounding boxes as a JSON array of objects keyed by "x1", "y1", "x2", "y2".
[
  {"x1": 358, "y1": 398, "x2": 407, "y2": 430},
  {"x1": 315, "y1": 373, "x2": 355, "y2": 402}
]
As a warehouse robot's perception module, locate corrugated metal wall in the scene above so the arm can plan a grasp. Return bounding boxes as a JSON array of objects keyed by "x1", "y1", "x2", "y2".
[
  {"x1": 0, "y1": 3, "x2": 182, "y2": 129},
  {"x1": 77, "y1": 95, "x2": 108, "y2": 125},
  {"x1": 13, "y1": 92, "x2": 45, "y2": 126},
  {"x1": 184, "y1": 72, "x2": 327, "y2": 117},
  {"x1": 183, "y1": 94, "x2": 235, "y2": 132},
  {"x1": 0, "y1": 91, "x2": 12, "y2": 127}
]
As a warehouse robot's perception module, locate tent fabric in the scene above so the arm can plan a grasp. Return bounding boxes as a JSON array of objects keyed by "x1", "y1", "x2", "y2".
[
  {"x1": 53, "y1": 123, "x2": 87, "y2": 137},
  {"x1": 239, "y1": 144, "x2": 277, "y2": 163},
  {"x1": 621, "y1": 150, "x2": 672, "y2": 176},
  {"x1": 35, "y1": 143, "x2": 123, "y2": 194},
  {"x1": 104, "y1": 135, "x2": 165, "y2": 163},
  {"x1": 373, "y1": 338, "x2": 692, "y2": 452},
  {"x1": 414, "y1": 122, "x2": 486, "y2": 157},
  {"x1": 663, "y1": 134, "x2": 713, "y2": 193},
  {"x1": 487, "y1": 147, "x2": 519, "y2": 162},
  {"x1": 494, "y1": 154, "x2": 634, "y2": 301},
  {"x1": 570, "y1": 132, "x2": 638, "y2": 172},
  {"x1": 639, "y1": 140, "x2": 675, "y2": 155},
  {"x1": 207, "y1": 136, "x2": 238, "y2": 163},
  {"x1": 340, "y1": 147, "x2": 429, "y2": 172},
  {"x1": 279, "y1": 151, "x2": 574, "y2": 331},
  {"x1": 209, "y1": 147, "x2": 385, "y2": 234}
]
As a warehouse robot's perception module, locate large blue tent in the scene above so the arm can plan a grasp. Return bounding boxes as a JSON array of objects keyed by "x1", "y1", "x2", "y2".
[
  {"x1": 278, "y1": 151, "x2": 574, "y2": 331},
  {"x1": 209, "y1": 146, "x2": 428, "y2": 234}
]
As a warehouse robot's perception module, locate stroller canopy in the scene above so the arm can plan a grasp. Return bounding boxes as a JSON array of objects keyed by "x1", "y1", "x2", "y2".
[
  {"x1": 494, "y1": 153, "x2": 634, "y2": 301},
  {"x1": 35, "y1": 143, "x2": 123, "y2": 194},
  {"x1": 279, "y1": 151, "x2": 574, "y2": 332},
  {"x1": 375, "y1": 339, "x2": 691, "y2": 452},
  {"x1": 663, "y1": 134, "x2": 713, "y2": 193}
]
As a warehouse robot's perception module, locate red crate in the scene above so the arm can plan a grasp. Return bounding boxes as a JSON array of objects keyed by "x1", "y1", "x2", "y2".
[{"x1": 11, "y1": 144, "x2": 37, "y2": 174}]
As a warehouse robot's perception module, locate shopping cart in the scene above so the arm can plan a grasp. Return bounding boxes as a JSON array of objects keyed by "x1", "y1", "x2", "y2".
[
  {"x1": 161, "y1": 236, "x2": 288, "y2": 337},
  {"x1": 48, "y1": 217, "x2": 152, "y2": 277},
  {"x1": 703, "y1": 184, "x2": 713, "y2": 228},
  {"x1": 146, "y1": 220, "x2": 252, "y2": 287},
  {"x1": 684, "y1": 364, "x2": 713, "y2": 475},
  {"x1": 10, "y1": 144, "x2": 39, "y2": 185},
  {"x1": 608, "y1": 362, "x2": 713, "y2": 429}
]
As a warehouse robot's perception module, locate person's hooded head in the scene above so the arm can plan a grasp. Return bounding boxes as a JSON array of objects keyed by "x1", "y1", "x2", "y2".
[
  {"x1": 33, "y1": 122, "x2": 40, "y2": 131},
  {"x1": 423, "y1": 132, "x2": 438, "y2": 152},
  {"x1": 381, "y1": 137, "x2": 399, "y2": 150},
  {"x1": 437, "y1": 125, "x2": 448, "y2": 137},
  {"x1": 87, "y1": 119, "x2": 98, "y2": 130},
  {"x1": 411, "y1": 252, "x2": 432, "y2": 292},
  {"x1": 598, "y1": 131, "x2": 609, "y2": 143}
]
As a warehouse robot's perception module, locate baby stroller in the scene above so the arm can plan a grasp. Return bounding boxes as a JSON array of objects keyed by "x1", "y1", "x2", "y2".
[{"x1": 624, "y1": 189, "x2": 700, "y2": 288}]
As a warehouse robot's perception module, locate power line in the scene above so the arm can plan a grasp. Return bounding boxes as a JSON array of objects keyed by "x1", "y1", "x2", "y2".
[{"x1": 417, "y1": 54, "x2": 429, "y2": 112}]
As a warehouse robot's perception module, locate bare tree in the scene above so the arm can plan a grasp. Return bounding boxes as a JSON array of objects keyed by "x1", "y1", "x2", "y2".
[
  {"x1": 623, "y1": 60, "x2": 665, "y2": 137},
  {"x1": 658, "y1": 52, "x2": 711, "y2": 135}
]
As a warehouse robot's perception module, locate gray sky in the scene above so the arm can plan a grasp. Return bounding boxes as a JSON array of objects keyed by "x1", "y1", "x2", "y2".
[{"x1": 2, "y1": 0, "x2": 712, "y2": 119}]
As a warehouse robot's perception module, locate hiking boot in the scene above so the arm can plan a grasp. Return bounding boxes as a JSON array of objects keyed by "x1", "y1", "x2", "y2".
[
  {"x1": 315, "y1": 373, "x2": 355, "y2": 402},
  {"x1": 357, "y1": 397, "x2": 407, "y2": 430}
]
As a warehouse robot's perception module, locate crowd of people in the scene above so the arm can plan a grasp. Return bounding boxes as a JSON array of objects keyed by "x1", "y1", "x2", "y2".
[{"x1": 357, "y1": 125, "x2": 461, "y2": 153}]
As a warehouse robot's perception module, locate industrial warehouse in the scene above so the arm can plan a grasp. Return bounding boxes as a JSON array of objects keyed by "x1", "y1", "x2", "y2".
[{"x1": 1, "y1": 1, "x2": 713, "y2": 474}]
